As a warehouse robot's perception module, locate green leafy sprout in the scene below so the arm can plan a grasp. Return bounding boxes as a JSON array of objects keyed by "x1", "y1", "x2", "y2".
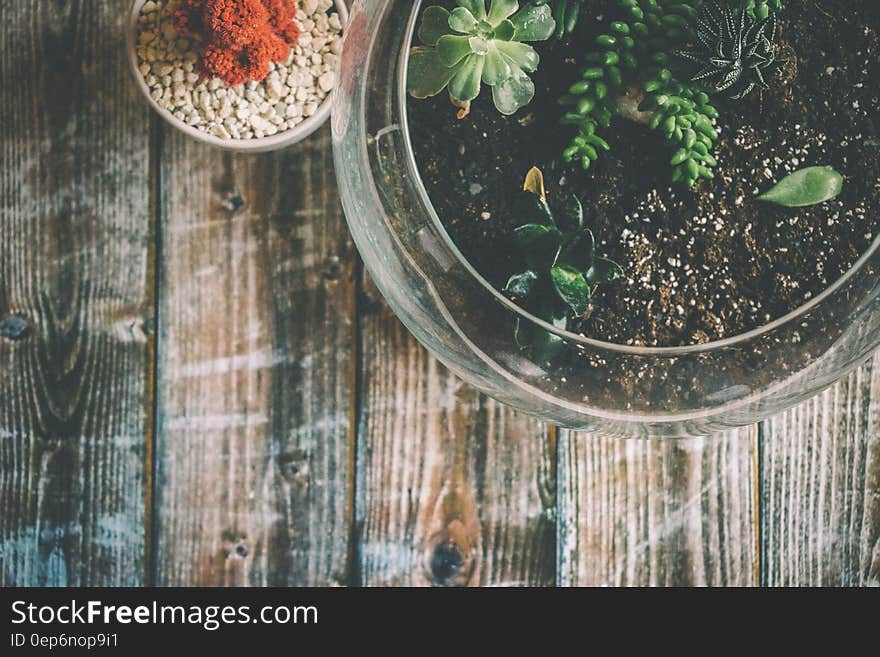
[
  {"x1": 757, "y1": 166, "x2": 844, "y2": 208},
  {"x1": 504, "y1": 168, "x2": 624, "y2": 363},
  {"x1": 561, "y1": 0, "x2": 783, "y2": 187},
  {"x1": 407, "y1": 0, "x2": 557, "y2": 116}
]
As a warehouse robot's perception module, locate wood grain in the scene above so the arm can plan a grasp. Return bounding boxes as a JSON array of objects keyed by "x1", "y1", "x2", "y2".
[
  {"x1": 558, "y1": 428, "x2": 758, "y2": 586},
  {"x1": 761, "y1": 354, "x2": 880, "y2": 586},
  {"x1": 0, "y1": 0, "x2": 152, "y2": 586},
  {"x1": 356, "y1": 282, "x2": 556, "y2": 587},
  {"x1": 153, "y1": 126, "x2": 357, "y2": 586}
]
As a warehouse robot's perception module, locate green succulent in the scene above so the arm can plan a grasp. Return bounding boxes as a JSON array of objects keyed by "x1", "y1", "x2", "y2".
[
  {"x1": 407, "y1": 0, "x2": 556, "y2": 116},
  {"x1": 559, "y1": 0, "x2": 782, "y2": 187},
  {"x1": 503, "y1": 168, "x2": 624, "y2": 363},
  {"x1": 743, "y1": 0, "x2": 782, "y2": 20},
  {"x1": 529, "y1": 0, "x2": 589, "y2": 38}
]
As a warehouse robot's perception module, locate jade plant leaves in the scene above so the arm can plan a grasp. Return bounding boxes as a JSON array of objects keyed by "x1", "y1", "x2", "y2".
[
  {"x1": 757, "y1": 166, "x2": 845, "y2": 208},
  {"x1": 407, "y1": 1, "x2": 555, "y2": 115}
]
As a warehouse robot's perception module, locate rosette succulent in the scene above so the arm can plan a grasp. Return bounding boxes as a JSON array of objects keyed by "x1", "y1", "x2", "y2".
[{"x1": 407, "y1": 0, "x2": 556, "y2": 116}]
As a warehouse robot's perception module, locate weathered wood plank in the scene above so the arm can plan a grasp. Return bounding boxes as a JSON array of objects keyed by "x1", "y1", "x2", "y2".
[
  {"x1": 761, "y1": 354, "x2": 880, "y2": 586},
  {"x1": 356, "y1": 284, "x2": 556, "y2": 587},
  {"x1": 0, "y1": 0, "x2": 153, "y2": 586},
  {"x1": 558, "y1": 428, "x2": 758, "y2": 586},
  {"x1": 153, "y1": 126, "x2": 356, "y2": 586}
]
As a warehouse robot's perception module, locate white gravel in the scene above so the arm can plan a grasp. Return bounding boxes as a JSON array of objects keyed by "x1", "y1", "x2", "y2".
[{"x1": 135, "y1": 0, "x2": 343, "y2": 140}]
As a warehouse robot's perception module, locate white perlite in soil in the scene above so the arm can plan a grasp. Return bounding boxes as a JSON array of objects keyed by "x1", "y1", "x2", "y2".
[{"x1": 135, "y1": 0, "x2": 343, "y2": 140}]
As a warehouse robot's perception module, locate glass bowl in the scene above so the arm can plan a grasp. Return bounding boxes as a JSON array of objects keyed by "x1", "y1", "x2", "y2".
[{"x1": 331, "y1": 0, "x2": 880, "y2": 437}]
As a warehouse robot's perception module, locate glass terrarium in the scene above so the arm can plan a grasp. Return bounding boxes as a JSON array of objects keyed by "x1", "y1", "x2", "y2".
[{"x1": 332, "y1": 0, "x2": 880, "y2": 437}]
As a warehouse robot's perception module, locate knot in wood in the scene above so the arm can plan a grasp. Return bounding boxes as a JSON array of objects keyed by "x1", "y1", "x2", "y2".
[
  {"x1": 428, "y1": 540, "x2": 466, "y2": 586},
  {"x1": 279, "y1": 449, "x2": 309, "y2": 483},
  {"x1": 424, "y1": 521, "x2": 477, "y2": 587},
  {"x1": 221, "y1": 530, "x2": 250, "y2": 560},
  {"x1": 221, "y1": 193, "x2": 245, "y2": 214},
  {"x1": 322, "y1": 256, "x2": 343, "y2": 281},
  {"x1": 0, "y1": 316, "x2": 30, "y2": 340}
]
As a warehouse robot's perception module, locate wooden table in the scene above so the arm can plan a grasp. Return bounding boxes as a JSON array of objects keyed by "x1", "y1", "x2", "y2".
[{"x1": 1, "y1": 1, "x2": 878, "y2": 588}]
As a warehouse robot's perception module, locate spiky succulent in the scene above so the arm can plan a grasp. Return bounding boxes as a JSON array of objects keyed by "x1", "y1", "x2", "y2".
[
  {"x1": 504, "y1": 168, "x2": 623, "y2": 362},
  {"x1": 676, "y1": 1, "x2": 780, "y2": 100},
  {"x1": 530, "y1": 0, "x2": 589, "y2": 38},
  {"x1": 407, "y1": 0, "x2": 556, "y2": 116}
]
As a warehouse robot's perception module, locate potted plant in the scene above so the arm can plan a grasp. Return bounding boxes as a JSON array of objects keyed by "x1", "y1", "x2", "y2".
[{"x1": 332, "y1": 0, "x2": 880, "y2": 436}]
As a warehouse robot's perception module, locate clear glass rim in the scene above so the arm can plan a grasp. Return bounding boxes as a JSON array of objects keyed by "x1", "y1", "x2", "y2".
[{"x1": 396, "y1": 0, "x2": 880, "y2": 357}]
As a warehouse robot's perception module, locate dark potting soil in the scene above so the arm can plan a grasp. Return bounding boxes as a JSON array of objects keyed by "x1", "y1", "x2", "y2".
[{"x1": 407, "y1": 0, "x2": 880, "y2": 348}]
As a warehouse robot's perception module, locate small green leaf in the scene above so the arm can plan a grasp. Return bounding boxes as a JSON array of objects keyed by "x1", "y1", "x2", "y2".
[
  {"x1": 448, "y1": 7, "x2": 478, "y2": 34},
  {"x1": 492, "y1": 19, "x2": 516, "y2": 41},
  {"x1": 482, "y1": 46, "x2": 511, "y2": 85},
  {"x1": 437, "y1": 34, "x2": 475, "y2": 67},
  {"x1": 504, "y1": 270, "x2": 539, "y2": 298},
  {"x1": 515, "y1": 190, "x2": 554, "y2": 226},
  {"x1": 448, "y1": 53, "x2": 485, "y2": 102},
  {"x1": 586, "y1": 257, "x2": 625, "y2": 284},
  {"x1": 551, "y1": 265, "x2": 592, "y2": 316},
  {"x1": 557, "y1": 228, "x2": 595, "y2": 271},
  {"x1": 407, "y1": 47, "x2": 457, "y2": 99},
  {"x1": 418, "y1": 6, "x2": 453, "y2": 45},
  {"x1": 494, "y1": 40, "x2": 540, "y2": 73},
  {"x1": 487, "y1": 0, "x2": 518, "y2": 26},
  {"x1": 468, "y1": 35, "x2": 490, "y2": 55},
  {"x1": 513, "y1": 218, "x2": 561, "y2": 271},
  {"x1": 556, "y1": 194, "x2": 584, "y2": 233},
  {"x1": 509, "y1": 3, "x2": 556, "y2": 42},
  {"x1": 492, "y1": 67, "x2": 535, "y2": 114},
  {"x1": 515, "y1": 303, "x2": 568, "y2": 367},
  {"x1": 457, "y1": 0, "x2": 488, "y2": 21},
  {"x1": 756, "y1": 166, "x2": 845, "y2": 207},
  {"x1": 512, "y1": 222, "x2": 560, "y2": 247}
]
